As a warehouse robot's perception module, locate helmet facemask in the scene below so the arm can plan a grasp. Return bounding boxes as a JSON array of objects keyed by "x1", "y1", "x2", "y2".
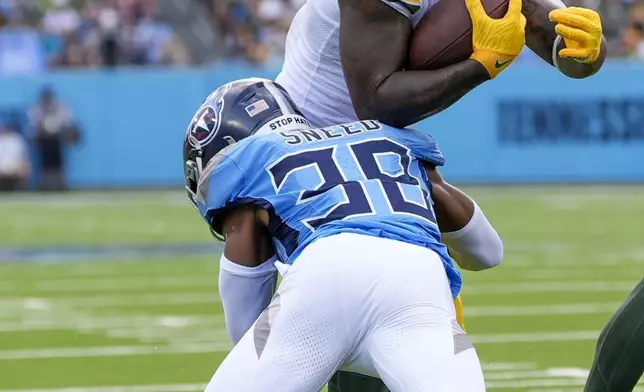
[{"x1": 184, "y1": 135, "x2": 204, "y2": 212}]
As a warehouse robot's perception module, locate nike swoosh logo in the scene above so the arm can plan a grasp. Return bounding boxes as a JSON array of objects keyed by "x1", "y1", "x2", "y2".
[{"x1": 495, "y1": 58, "x2": 513, "y2": 68}]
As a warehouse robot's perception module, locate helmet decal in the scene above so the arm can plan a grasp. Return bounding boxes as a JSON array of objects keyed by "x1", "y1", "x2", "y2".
[{"x1": 188, "y1": 83, "x2": 231, "y2": 148}]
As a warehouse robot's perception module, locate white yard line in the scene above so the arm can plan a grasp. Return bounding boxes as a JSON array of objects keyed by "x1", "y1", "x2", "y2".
[
  {"x1": 485, "y1": 368, "x2": 588, "y2": 381},
  {"x1": 487, "y1": 378, "x2": 586, "y2": 389},
  {"x1": 0, "y1": 331, "x2": 601, "y2": 360},
  {"x1": 526, "y1": 389, "x2": 581, "y2": 392},
  {"x1": 0, "y1": 191, "x2": 186, "y2": 206},
  {"x1": 464, "y1": 303, "x2": 620, "y2": 317},
  {"x1": 482, "y1": 362, "x2": 537, "y2": 371},
  {"x1": 0, "y1": 343, "x2": 231, "y2": 360},
  {"x1": 472, "y1": 331, "x2": 599, "y2": 344},
  {"x1": 0, "y1": 314, "x2": 224, "y2": 333},
  {"x1": 0, "y1": 297, "x2": 617, "y2": 317},
  {"x1": 0, "y1": 293, "x2": 219, "y2": 310},
  {"x1": 32, "y1": 277, "x2": 217, "y2": 292},
  {"x1": 0, "y1": 384, "x2": 205, "y2": 392},
  {"x1": 524, "y1": 387, "x2": 644, "y2": 392},
  {"x1": 465, "y1": 281, "x2": 636, "y2": 295}
]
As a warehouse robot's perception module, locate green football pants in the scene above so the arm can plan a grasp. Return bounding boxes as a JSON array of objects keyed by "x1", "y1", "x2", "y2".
[
  {"x1": 328, "y1": 371, "x2": 389, "y2": 392},
  {"x1": 584, "y1": 278, "x2": 644, "y2": 392}
]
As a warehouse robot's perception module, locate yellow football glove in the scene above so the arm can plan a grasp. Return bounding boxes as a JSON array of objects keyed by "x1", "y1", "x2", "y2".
[
  {"x1": 549, "y1": 7, "x2": 602, "y2": 64},
  {"x1": 454, "y1": 294, "x2": 466, "y2": 331},
  {"x1": 466, "y1": 0, "x2": 526, "y2": 79}
]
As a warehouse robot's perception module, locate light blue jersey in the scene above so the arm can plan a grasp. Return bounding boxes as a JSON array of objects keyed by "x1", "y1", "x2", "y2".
[{"x1": 196, "y1": 120, "x2": 461, "y2": 298}]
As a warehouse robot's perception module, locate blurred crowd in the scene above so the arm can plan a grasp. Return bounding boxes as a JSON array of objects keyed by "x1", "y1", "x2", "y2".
[
  {"x1": 0, "y1": 0, "x2": 643, "y2": 70},
  {"x1": 202, "y1": 0, "x2": 304, "y2": 64},
  {"x1": 204, "y1": 0, "x2": 644, "y2": 63},
  {"x1": 569, "y1": 0, "x2": 644, "y2": 59},
  {"x1": 0, "y1": 0, "x2": 190, "y2": 74},
  {"x1": 0, "y1": 87, "x2": 79, "y2": 192}
]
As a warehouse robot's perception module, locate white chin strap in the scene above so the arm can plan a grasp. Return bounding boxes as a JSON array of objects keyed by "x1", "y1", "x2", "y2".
[{"x1": 255, "y1": 115, "x2": 311, "y2": 136}]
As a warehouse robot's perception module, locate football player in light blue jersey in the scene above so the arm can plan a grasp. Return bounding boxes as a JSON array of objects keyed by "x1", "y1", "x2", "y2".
[{"x1": 183, "y1": 78, "x2": 503, "y2": 391}]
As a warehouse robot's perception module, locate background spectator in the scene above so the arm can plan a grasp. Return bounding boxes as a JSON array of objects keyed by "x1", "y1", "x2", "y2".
[
  {"x1": 0, "y1": 0, "x2": 191, "y2": 72},
  {"x1": 622, "y1": 1, "x2": 644, "y2": 59},
  {"x1": 41, "y1": 0, "x2": 81, "y2": 37},
  {"x1": 0, "y1": 123, "x2": 30, "y2": 192},
  {"x1": 29, "y1": 87, "x2": 80, "y2": 192},
  {"x1": 0, "y1": 2, "x2": 45, "y2": 74},
  {"x1": 2, "y1": 0, "x2": 639, "y2": 69},
  {"x1": 255, "y1": 0, "x2": 302, "y2": 54},
  {"x1": 212, "y1": 0, "x2": 270, "y2": 63}
]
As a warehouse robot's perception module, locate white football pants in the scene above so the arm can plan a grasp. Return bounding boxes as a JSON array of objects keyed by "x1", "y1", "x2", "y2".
[{"x1": 204, "y1": 233, "x2": 456, "y2": 392}]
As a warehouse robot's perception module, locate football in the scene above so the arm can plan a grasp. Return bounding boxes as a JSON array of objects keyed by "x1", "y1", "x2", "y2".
[{"x1": 409, "y1": 0, "x2": 510, "y2": 70}]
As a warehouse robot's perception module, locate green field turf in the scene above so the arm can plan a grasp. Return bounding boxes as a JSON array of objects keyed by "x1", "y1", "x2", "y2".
[{"x1": 0, "y1": 187, "x2": 642, "y2": 392}]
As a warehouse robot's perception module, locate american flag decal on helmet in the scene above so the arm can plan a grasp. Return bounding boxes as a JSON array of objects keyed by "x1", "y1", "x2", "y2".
[{"x1": 245, "y1": 99, "x2": 270, "y2": 117}]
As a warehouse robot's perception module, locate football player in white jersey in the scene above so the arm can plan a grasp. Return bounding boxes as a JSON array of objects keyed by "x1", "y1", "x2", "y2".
[
  {"x1": 276, "y1": 0, "x2": 606, "y2": 128},
  {"x1": 274, "y1": 0, "x2": 606, "y2": 389}
]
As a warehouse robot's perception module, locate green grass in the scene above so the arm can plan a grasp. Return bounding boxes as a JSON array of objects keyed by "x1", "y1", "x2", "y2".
[{"x1": 0, "y1": 187, "x2": 642, "y2": 391}]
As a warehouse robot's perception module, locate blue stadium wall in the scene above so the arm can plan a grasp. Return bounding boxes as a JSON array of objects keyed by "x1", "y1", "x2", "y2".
[{"x1": 1, "y1": 60, "x2": 643, "y2": 188}]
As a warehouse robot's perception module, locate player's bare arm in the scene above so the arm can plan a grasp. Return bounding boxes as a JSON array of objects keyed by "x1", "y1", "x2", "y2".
[
  {"x1": 524, "y1": 0, "x2": 606, "y2": 78},
  {"x1": 218, "y1": 205, "x2": 277, "y2": 344},
  {"x1": 424, "y1": 163, "x2": 504, "y2": 271},
  {"x1": 426, "y1": 167, "x2": 474, "y2": 233},
  {"x1": 338, "y1": 0, "x2": 489, "y2": 128},
  {"x1": 221, "y1": 205, "x2": 274, "y2": 267},
  {"x1": 339, "y1": 0, "x2": 526, "y2": 128}
]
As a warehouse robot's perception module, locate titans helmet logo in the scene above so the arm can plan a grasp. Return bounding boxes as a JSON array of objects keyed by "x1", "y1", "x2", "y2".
[{"x1": 188, "y1": 83, "x2": 232, "y2": 148}]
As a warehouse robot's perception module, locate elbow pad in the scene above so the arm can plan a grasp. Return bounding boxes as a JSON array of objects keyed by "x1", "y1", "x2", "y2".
[
  {"x1": 441, "y1": 202, "x2": 503, "y2": 271},
  {"x1": 218, "y1": 254, "x2": 278, "y2": 345}
]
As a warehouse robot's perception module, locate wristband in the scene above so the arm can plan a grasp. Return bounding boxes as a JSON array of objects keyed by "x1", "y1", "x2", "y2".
[{"x1": 552, "y1": 35, "x2": 563, "y2": 71}]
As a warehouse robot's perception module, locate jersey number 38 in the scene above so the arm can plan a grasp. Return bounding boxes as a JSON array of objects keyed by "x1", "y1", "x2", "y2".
[{"x1": 267, "y1": 138, "x2": 436, "y2": 230}]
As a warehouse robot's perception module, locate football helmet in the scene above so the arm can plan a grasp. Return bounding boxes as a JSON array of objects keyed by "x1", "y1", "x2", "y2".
[{"x1": 183, "y1": 78, "x2": 309, "y2": 215}]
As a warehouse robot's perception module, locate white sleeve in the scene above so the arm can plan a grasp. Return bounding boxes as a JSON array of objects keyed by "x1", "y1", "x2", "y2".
[
  {"x1": 441, "y1": 202, "x2": 503, "y2": 271},
  {"x1": 218, "y1": 254, "x2": 278, "y2": 345}
]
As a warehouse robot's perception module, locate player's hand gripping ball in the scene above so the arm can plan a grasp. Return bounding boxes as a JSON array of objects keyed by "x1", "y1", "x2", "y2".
[
  {"x1": 549, "y1": 7, "x2": 602, "y2": 64},
  {"x1": 467, "y1": 0, "x2": 526, "y2": 78}
]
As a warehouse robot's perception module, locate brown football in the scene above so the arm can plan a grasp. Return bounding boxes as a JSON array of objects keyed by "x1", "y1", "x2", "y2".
[{"x1": 409, "y1": 0, "x2": 510, "y2": 70}]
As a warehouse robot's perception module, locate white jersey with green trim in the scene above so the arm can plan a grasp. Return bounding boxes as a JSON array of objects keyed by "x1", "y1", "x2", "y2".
[{"x1": 275, "y1": 0, "x2": 440, "y2": 128}]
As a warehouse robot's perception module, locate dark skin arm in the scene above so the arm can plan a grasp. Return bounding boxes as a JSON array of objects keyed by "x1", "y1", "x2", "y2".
[
  {"x1": 424, "y1": 163, "x2": 505, "y2": 272},
  {"x1": 523, "y1": 0, "x2": 607, "y2": 79},
  {"x1": 220, "y1": 205, "x2": 274, "y2": 267},
  {"x1": 339, "y1": 0, "x2": 606, "y2": 129},
  {"x1": 338, "y1": 0, "x2": 490, "y2": 128},
  {"x1": 423, "y1": 163, "x2": 475, "y2": 233}
]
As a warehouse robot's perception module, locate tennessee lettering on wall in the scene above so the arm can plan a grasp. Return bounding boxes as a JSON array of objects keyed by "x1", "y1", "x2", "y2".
[{"x1": 497, "y1": 98, "x2": 644, "y2": 144}]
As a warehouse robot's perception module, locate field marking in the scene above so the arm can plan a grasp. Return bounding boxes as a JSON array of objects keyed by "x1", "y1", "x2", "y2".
[
  {"x1": 482, "y1": 362, "x2": 537, "y2": 371},
  {"x1": 2, "y1": 277, "x2": 218, "y2": 293},
  {"x1": 0, "y1": 343, "x2": 230, "y2": 360},
  {"x1": 485, "y1": 368, "x2": 588, "y2": 381},
  {"x1": 0, "y1": 384, "x2": 205, "y2": 392},
  {"x1": 472, "y1": 330, "x2": 599, "y2": 344},
  {"x1": 465, "y1": 302, "x2": 620, "y2": 317},
  {"x1": 465, "y1": 281, "x2": 636, "y2": 294},
  {"x1": 524, "y1": 387, "x2": 644, "y2": 392},
  {"x1": 487, "y1": 378, "x2": 586, "y2": 388},
  {"x1": 0, "y1": 330, "x2": 600, "y2": 360},
  {"x1": 0, "y1": 314, "x2": 225, "y2": 332},
  {"x1": 0, "y1": 191, "x2": 186, "y2": 206},
  {"x1": 0, "y1": 296, "x2": 618, "y2": 317},
  {"x1": 0, "y1": 293, "x2": 219, "y2": 311}
]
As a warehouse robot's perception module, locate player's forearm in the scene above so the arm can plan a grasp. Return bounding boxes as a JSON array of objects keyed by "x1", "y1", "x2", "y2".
[
  {"x1": 524, "y1": 0, "x2": 606, "y2": 79},
  {"x1": 357, "y1": 60, "x2": 489, "y2": 128},
  {"x1": 219, "y1": 254, "x2": 278, "y2": 344},
  {"x1": 442, "y1": 202, "x2": 504, "y2": 271}
]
